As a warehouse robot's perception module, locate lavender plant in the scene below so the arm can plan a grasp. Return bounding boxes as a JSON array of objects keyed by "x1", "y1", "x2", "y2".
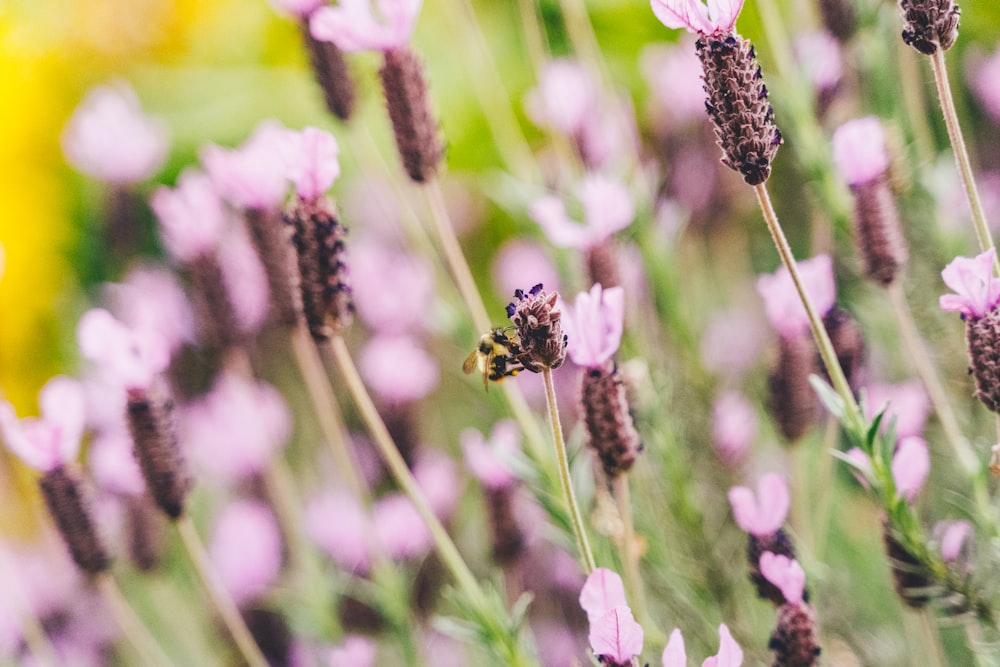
[{"x1": 6, "y1": 0, "x2": 1000, "y2": 665}]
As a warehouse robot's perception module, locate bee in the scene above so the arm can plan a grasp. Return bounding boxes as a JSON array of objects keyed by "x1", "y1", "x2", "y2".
[{"x1": 463, "y1": 327, "x2": 523, "y2": 391}]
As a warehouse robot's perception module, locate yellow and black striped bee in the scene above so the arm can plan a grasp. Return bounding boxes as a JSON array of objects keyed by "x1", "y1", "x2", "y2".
[{"x1": 463, "y1": 327, "x2": 523, "y2": 391}]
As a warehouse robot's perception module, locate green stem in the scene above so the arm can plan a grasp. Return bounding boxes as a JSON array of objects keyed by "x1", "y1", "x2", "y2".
[
  {"x1": 175, "y1": 516, "x2": 269, "y2": 667},
  {"x1": 753, "y1": 183, "x2": 861, "y2": 426},
  {"x1": 95, "y1": 574, "x2": 175, "y2": 667},
  {"x1": 929, "y1": 49, "x2": 998, "y2": 269},
  {"x1": 612, "y1": 475, "x2": 644, "y2": 625},
  {"x1": 542, "y1": 368, "x2": 596, "y2": 573}
]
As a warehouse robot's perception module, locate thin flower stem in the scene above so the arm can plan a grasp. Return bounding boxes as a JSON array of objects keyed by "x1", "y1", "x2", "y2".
[
  {"x1": 95, "y1": 573, "x2": 175, "y2": 667},
  {"x1": 753, "y1": 183, "x2": 861, "y2": 426},
  {"x1": 918, "y1": 609, "x2": 948, "y2": 667},
  {"x1": 612, "y1": 474, "x2": 644, "y2": 626},
  {"x1": 516, "y1": 0, "x2": 548, "y2": 76},
  {"x1": 929, "y1": 49, "x2": 998, "y2": 270},
  {"x1": 175, "y1": 515, "x2": 270, "y2": 667},
  {"x1": 542, "y1": 368, "x2": 596, "y2": 574},
  {"x1": 320, "y1": 335, "x2": 486, "y2": 607},
  {"x1": 289, "y1": 324, "x2": 367, "y2": 500},
  {"x1": 422, "y1": 179, "x2": 492, "y2": 334}
]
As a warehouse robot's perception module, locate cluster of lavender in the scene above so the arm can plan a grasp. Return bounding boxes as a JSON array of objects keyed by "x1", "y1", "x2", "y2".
[{"x1": 4, "y1": 0, "x2": 1000, "y2": 664}]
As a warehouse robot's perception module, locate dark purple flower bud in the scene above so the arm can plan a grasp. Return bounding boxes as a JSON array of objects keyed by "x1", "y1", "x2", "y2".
[
  {"x1": 40, "y1": 465, "x2": 111, "y2": 574},
  {"x1": 899, "y1": 0, "x2": 960, "y2": 55},
  {"x1": 127, "y1": 385, "x2": 190, "y2": 520},
  {"x1": 507, "y1": 284, "x2": 568, "y2": 372},
  {"x1": 581, "y1": 361, "x2": 642, "y2": 478},
  {"x1": 380, "y1": 47, "x2": 442, "y2": 183}
]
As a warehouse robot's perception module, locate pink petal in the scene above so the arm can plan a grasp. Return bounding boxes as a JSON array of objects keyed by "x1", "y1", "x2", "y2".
[
  {"x1": 462, "y1": 420, "x2": 521, "y2": 490},
  {"x1": 151, "y1": 169, "x2": 228, "y2": 262},
  {"x1": 650, "y1": 0, "x2": 713, "y2": 34},
  {"x1": 39, "y1": 376, "x2": 85, "y2": 466},
  {"x1": 309, "y1": 0, "x2": 421, "y2": 52},
  {"x1": 562, "y1": 284, "x2": 625, "y2": 368},
  {"x1": 939, "y1": 249, "x2": 1000, "y2": 319},
  {"x1": 201, "y1": 121, "x2": 292, "y2": 210},
  {"x1": 209, "y1": 500, "x2": 283, "y2": 607},
  {"x1": 530, "y1": 195, "x2": 591, "y2": 249},
  {"x1": 759, "y1": 552, "x2": 805, "y2": 605},
  {"x1": 580, "y1": 175, "x2": 634, "y2": 240},
  {"x1": 286, "y1": 126, "x2": 340, "y2": 201},
  {"x1": 373, "y1": 494, "x2": 432, "y2": 560},
  {"x1": 662, "y1": 628, "x2": 686, "y2": 667},
  {"x1": 579, "y1": 567, "x2": 628, "y2": 624},
  {"x1": 892, "y1": 436, "x2": 930, "y2": 502},
  {"x1": 756, "y1": 254, "x2": 836, "y2": 337},
  {"x1": 589, "y1": 606, "x2": 644, "y2": 664},
  {"x1": 728, "y1": 473, "x2": 788, "y2": 536},
  {"x1": 938, "y1": 520, "x2": 972, "y2": 563},
  {"x1": 832, "y1": 117, "x2": 890, "y2": 186},
  {"x1": 703, "y1": 624, "x2": 743, "y2": 667},
  {"x1": 706, "y1": 0, "x2": 745, "y2": 32}
]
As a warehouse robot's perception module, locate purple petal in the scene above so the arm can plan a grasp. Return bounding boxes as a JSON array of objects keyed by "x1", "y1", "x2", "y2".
[
  {"x1": 589, "y1": 606, "x2": 644, "y2": 663},
  {"x1": 892, "y1": 436, "x2": 930, "y2": 502},
  {"x1": 579, "y1": 567, "x2": 628, "y2": 624},
  {"x1": 662, "y1": 628, "x2": 686, "y2": 667},
  {"x1": 759, "y1": 552, "x2": 805, "y2": 604}
]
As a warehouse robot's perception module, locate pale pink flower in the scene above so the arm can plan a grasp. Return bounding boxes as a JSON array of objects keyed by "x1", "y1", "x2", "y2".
[
  {"x1": 491, "y1": 240, "x2": 560, "y2": 302},
  {"x1": 641, "y1": 40, "x2": 706, "y2": 126},
  {"x1": 462, "y1": 420, "x2": 521, "y2": 491},
  {"x1": 62, "y1": 82, "x2": 168, "y2": 184},
  {"x1": 892, "y1": 436, "x2": 930, "y2": 502},
  {"x1": 530, "y1": 175, "x2": 634, "y2": 250},
  {"x1": 759, "y1": 552, "x2": 805, "y2": 605},
  {"x1": 832, "y1": 117, "x2": 890, "y2": 186},
  {"x1": 524, "y1": 59, "x2": 594, "y2": 136},
  {"x1": 560, "y1": 284, "x2": 625, "y2": 368},
  {"x1": 151, "y1": 169, "x2": 228, "y2": 263},
  {"x1": 359, "y1": 334, "x2": 439, "y2": 403},
  {"x1": 106, "y1": 265, "x2": 194, "y2": 355},
  {"x1": 662, "y1": 629, "x2": 686, "y2": 667},
  {"x1": 711, "y1": 391, "x2": 757, "y2": 466},
  {"x1": 216, "y1": 225, "x2": 270, "y2": 335},
  {"x1": 351, "y1": 241, "x2": 434, "y2": 333},
  {"x1": 703, "y1": 624, "x2": 743, "y2": 667},
  {"x1": 794, "y1": 31, "x2": 842, "y2": 94},
  {"x1": 310, "y1": 0, "x2": 422, "y2": 52},
  {"x1": 373, "y1": 493, "x2": 432, "y2": 560},
  {"x1": 284, "y1": 126, "x2": 340, "y2": 201},
  {"x1": 325, "y1": 635, "x2": 377, "y2": 667},
  {"x1": 77, "y1": 308, "x2": 170, "y2": 390},
  {"x1": 756, "y1": 254, "x2": 836, "y2": 338},
  {"x1": 579, "y1": 567, "x2": 628, "y2": 625},
  {"x1": 209, "y1": 500, "x2": 283, "y2": 607},
  {"x1": 182, "y1": 373, "x2": 291, "y2": 484},
  {"x1": 936, "y1": 520, "x2": 972, "y2": 563},
  {"x1": 588, "y1": 606, "x2": 644, "y2": 665},
  {"x1": 88, "y1": 431, "x2": 145, "y2": 496},
  {"x1": 201, "y1": 121, "x2": 292, "y2": 210},
  {"x1": 0, "y1": 376, "x2": 85, "y2": 472},
  {"x1": 651, "y1": 0, "x2": 744, "y2": 35},
  {"x1": 413, "y1": 452, "x2": 460, "y2": 519},
  {"x1": 968, "y1": 46, "x2": 1000, "y2": 124},
  {"x1": 305, "y1": 491, "x2": 374, "y2": 574},
  {"x1": 862, "y1": 381, "x2": 929, "y2": 441},
  {"x1": 728, "y1": 473, "x2": 789, "y2": 536},
  {"x1": 939, "y1": 249, "x2": 1000, "y2": 318},
  {"x1": 269, "y1": 0, "x2": 325, "y2": 18}
]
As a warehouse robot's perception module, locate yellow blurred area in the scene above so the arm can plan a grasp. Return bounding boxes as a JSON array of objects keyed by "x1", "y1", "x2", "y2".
[{"x1": 0, "y1": 0, "x2": 230, "y2": 535}]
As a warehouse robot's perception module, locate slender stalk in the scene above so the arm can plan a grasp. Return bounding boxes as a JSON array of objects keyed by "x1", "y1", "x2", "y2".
[
  {"x1": 175, "y1": 516, "x2": 269, "y2": 667},
  {"x1": 95, "y1": 574, "x2": 174, "y2": 667},
  {"x1": 917, "y1": 609, "x2": 948, "y2": 667},
  {"x1": 929, "y1": 49, "x2": 998, "y2": 268},
  {"x1": 542, "y1": 368, "x2": 596, "y2": 573},
  {"x1": 515, "y1": 0, "x2": 548, "y2": 75},
  {"x1": 753, "y1": 183, "x2": 861, "y2": 425},
  {"x1": 422, "y1": 180, "x2": 492, "y2": 334},
  {"x1": 612, "y1": 475, "x2": 644, "y2": 625},
  {"x1": 320, "y1": 335, "x2": 485, "y2": 606},
  {"x1": 289, "y1": 324, "x2": 366, "y2": 499}
]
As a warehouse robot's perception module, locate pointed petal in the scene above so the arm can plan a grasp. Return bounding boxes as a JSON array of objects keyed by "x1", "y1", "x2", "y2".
[
  {"x1": 662, "y1": 628, "x2": 686, "y2": 667},
  {"x1": 579, "y1": 567, "x2": 628, "y2": 624},
  {"x1": 589, "y1": 606, "x2": 644, "y2": 663}
]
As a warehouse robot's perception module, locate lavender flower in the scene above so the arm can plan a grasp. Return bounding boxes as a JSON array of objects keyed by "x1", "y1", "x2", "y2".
[
  {"x1": 506, "y1": 283, "x2": 568, "y2": 373},
  {"x1": 761, "y1": 553, "x2": 821, "y2": 666},
  {"x1": 579, "y1": 568, "x2": 643, "y2": 667},
  {"x1": 209, "y1": 500, "x2": 283, "y2": 607},
  {"x1": 898, "y1": 0, "x2": 960, "y2": 56},
  {"x1": 729, "y1": 474, "x2": 797, "y2": 604}
]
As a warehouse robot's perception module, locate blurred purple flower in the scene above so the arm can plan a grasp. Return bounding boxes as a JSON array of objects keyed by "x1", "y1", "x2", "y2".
[
  {"x1": 182, "y1": 373, "x2": 291, "y2": 484},
  {"x1": 462, "y1": 420, "x2": 521, "y2": 491},
  {"x1": 151, "y1": 169, "x2": 228, "y2": 263},
  {"x1": 310, "y1": 0, "x2": 422, "y2": 52},
  {"x1": 529, "y1": 175, "x2": 634, "y2": 250},
  {"x1": 351, "y1": 241, "x2": 434, "y2": 334},
  {"x1": 703, "y1": 624, "x2": 743, "y2": 667},
  {"x1": 892, "y1": 436, "x2": 930, "y2": 503},
  {"x1": 794, "y1": 31, "x2": 842, "y2": 95},
  {"x1": 756, "y1": 254, "x2": 836, "y2": 338},
  {"x1": 88, "y1": 431, "x2": 145, "y2": 496},
  {"x1": 202, "y1": 121, "x2": 292, "y2": 210},
  {"x1": 651, "y1": 0, "x2": 744, "y2": 35},
  {"x1": 325, "y1": 635, "x2": 377, "y2": 667},
  {"x1": 579, "y1": 567, "x2": 628, "y2": 625},
  {"x1": 78, "y1": 308, "x2": 170, "y2": 390},
  {"x1": 560, "y1": 284, "x2": 625, "y2": 368},
  {"x1": 968, "y1": 46, "x2": 1000, "y2": 123},
  {"x1": 939, "y1": 248, "x2": 1000, "y2": 318},
  {"x1": 373, "y1": 493, "x2": 432, "y2": 560},
  {"x1": 935, "y1": 520, "x2": 972, "y2": 564},
  {"x1": 711, "y1": 390, "x2": 757, "y2": 466},
  {"x1": 62, "y1": 81, "x2": 168, "y2": 184},
  {"x1": 216, "y1": 225, "x2": 270, "y2": 335},
  {"x1": 524, "y1": 59, "x2": 594, "y2": 136},
  {"x1": 862, "y1": 381, "x2": 929, "y2": 441},
  {"x1": 106, "y1": 265, "x2": 194, "y2": 355},
  {"x1": 305, "y1": 491, "x2": 374, "y2": 574},
  {"x1": 759, "y1": 552, "x2": 805, "y2": 605},
  {"x1": 0, "y1": 376, "x2": 84, "y2": 472},
  {"x1": 359, "y1": 334, "x2": 439, "y2": 403},
  {"x1": 284, "y1": 126, "x2": 341, "y2": 202},
  {"x1": 491, "y1": 240, "x2": 560, "y2": 303},
  {"x1": 662, "y1": 628, "x2": 686, "y2": 667},
  {"x1": 728, "y1": 473, "x2": 789, "y2": 537},
  {"x1": 269, "y1": 0, "x2": 325, "y2": 18},
  {"x1": 640, "y1": 40, "x2": 706, "y2": 126},
  {"x1": 413, "y1": 452, "x2": 461, "y2": 519},
  {"x1": 832, "y1": 117, "x2": 890, "y2": 186},
  {"x1": 209, "y1": 500, "x2": 283, "y2": 607},
  {"x1": 588, "y1": 606, "x2": 644, "y2": 666}
]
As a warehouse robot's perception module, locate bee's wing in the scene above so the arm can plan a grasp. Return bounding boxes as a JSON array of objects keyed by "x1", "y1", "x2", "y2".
[{"x1": 462, "y1": 349, "x2": 480, "y2": 375}]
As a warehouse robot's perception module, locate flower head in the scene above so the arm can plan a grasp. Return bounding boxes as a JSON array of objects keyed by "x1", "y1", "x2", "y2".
[
  {"x1": 209, "y1": 500, "x2": 282, "y2": 606},
  {"x1": 650, "y1": 0, "x2": 744, "y2": 35},
  {"x1": 560, "y1": 284, "x2": 625, "y2": 368},
  {"x1": 862, "y1": 381, "x2": 930, "y2": 442},
  {"x1": 77, "y1": 309, "x2": 170, "y2": 391},
  {"x1": 832, "y1": 117, "x2": 890, "y2": 186},
  {"x1": 506, "y1": 284, "x2": 568, "y2": 372},
  {"x1": 310, "y1": 0, "x2": 422, "y2": 52},
  {"x1": 711, "y1": 391, "x2": 757, "y2": 466},
  {"x1": 201, "y1": 121, "x2": 292, "y2": 210},
  {"x1": 524, "y1": 59, "x2": 594, "y2": 136},
  {"x1": 892, "y1": 436, "x2": 930, "y2": 502},
  {"x1": 936, "y1": 520, "x2": 972, "y2": 564},
  {"x1": 462, "y1": 420, "x2": 521, "y2": 491},
  {"x1": 756, "y1": 254, "x2": 836, "y2": 338},
  {"x1": 62, "y1": 81, "x2": 168, "y2": 184},
  {"x1": 728, "y1": 473, "x2": 789, "y2": 536},
  {"x1": 151, "y1": 169, "x2": 229, "y2": 263},
  {"x1": 529, "y1": 175, "x2": 634, "y2": 250},
  {"x1": 759, "y1": 552, "x2": 805, "y2": 605},
  {"x1": 588, "y1": 606, "x2": 644, "y2": 666},
  {"x1": 0, "y1": 377, "x2": 85, "y2": 472},
  {"x1": 703, "y1": 624, "x2": 743, "y2": 667},
  {"x1": 283, "y1": 126, "x2": 341, "y2": 202},
  {"x1": 939, "y1": 249, "x2": 1000, "y2": 319},
  {"x1": 579, "y1": 568, "x2": 628, "y2": 625},
  {"x1": 359, "y1": 334, "x2": 439, "y2": 403}
]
